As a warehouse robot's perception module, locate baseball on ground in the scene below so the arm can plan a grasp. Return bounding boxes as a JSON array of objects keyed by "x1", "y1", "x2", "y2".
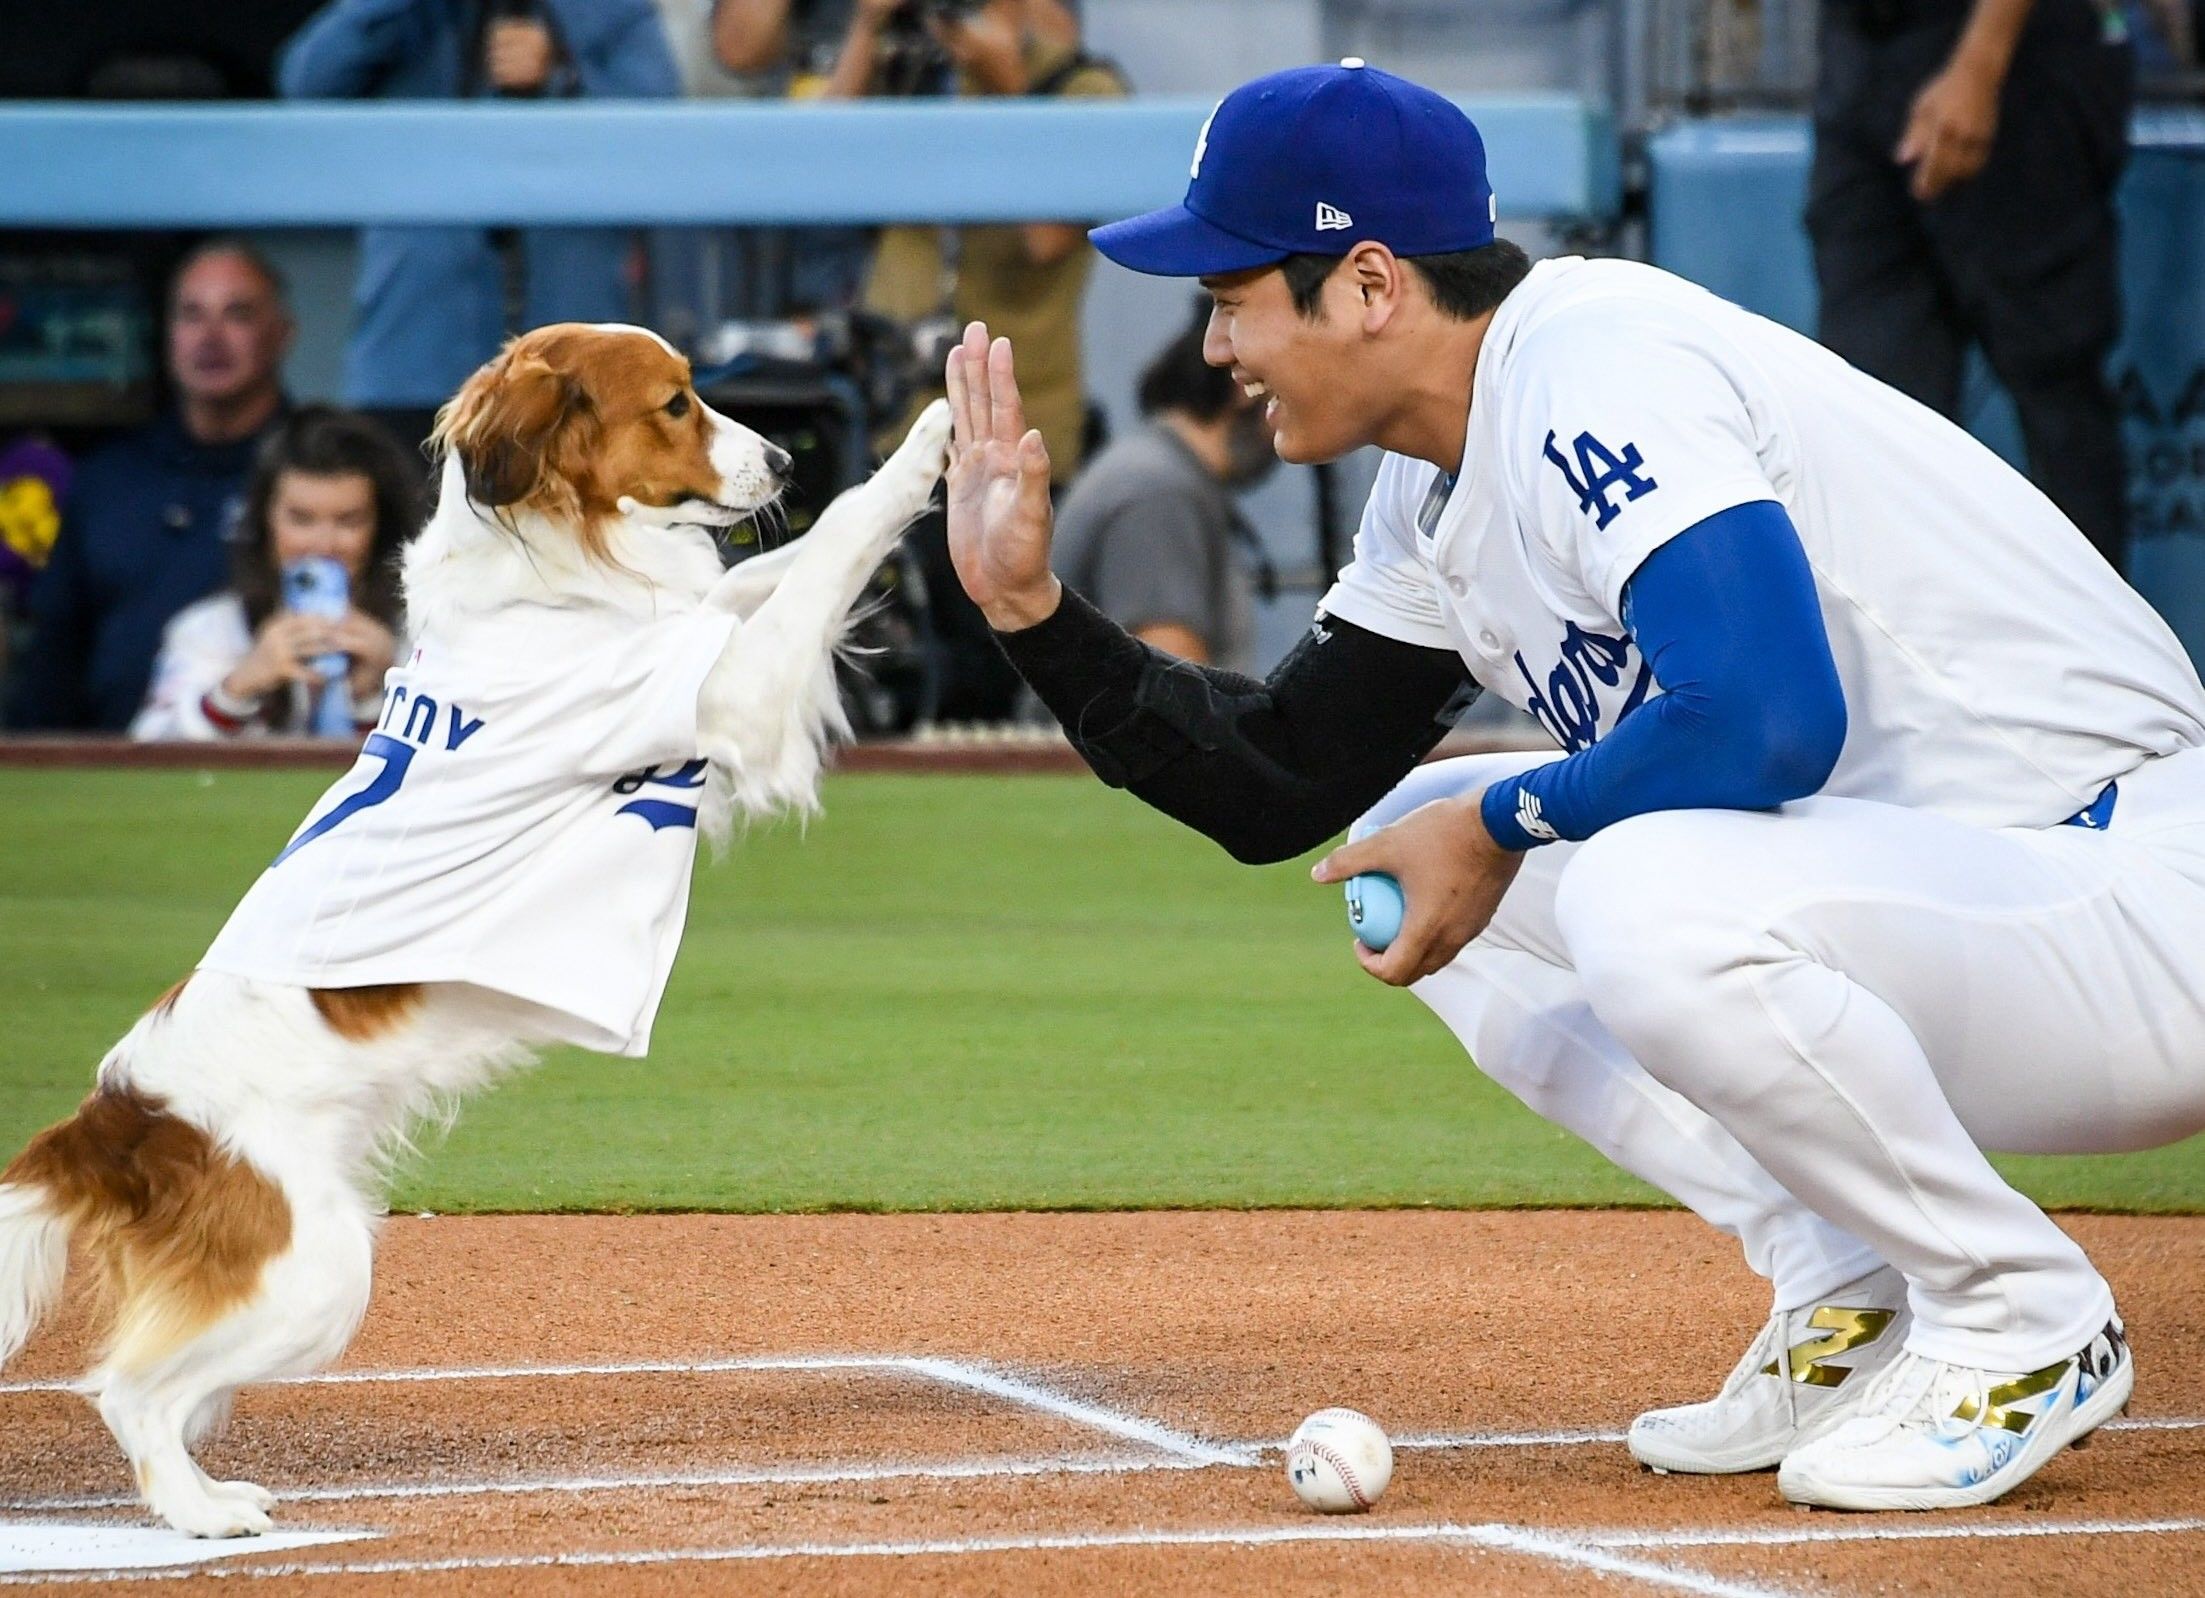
[{"x1": 1285, "y1": 1407, "x2": 1394, "y2": 1512}]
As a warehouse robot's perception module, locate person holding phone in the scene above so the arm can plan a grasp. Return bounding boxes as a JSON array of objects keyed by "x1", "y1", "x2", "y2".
[{"x1": 133, "y1": 409, "x2": 420, "y2": 740}]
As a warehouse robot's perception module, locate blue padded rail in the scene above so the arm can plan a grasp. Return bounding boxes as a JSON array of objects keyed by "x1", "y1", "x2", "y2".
[{"x1": 0, "y1": 96, "x2": 1618, "y2": 228}]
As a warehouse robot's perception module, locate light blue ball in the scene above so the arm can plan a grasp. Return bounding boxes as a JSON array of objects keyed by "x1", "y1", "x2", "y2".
[{"x1": 1345, "y1": 872, "x2": 1405, "y2": 952}]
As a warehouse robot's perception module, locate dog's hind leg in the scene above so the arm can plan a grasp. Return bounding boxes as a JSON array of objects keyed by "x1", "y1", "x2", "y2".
[{"x1": 93, "y1": 1194, "x2": 375, "y2": 1537}]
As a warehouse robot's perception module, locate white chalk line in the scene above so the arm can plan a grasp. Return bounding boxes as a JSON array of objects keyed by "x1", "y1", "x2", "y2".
[
  {"x1": 1, "y1": 1452, "x2": 1215, "y2": 1513},
  {"x1": 5, "y1": 1355, "x2": 2201, "y2": 1595},
  {"x1": 8, "y1": 1355, "x2": 2195, "y2": 1443},
  {"x1": 18, "y1": 1515, "x2": 2205, "y2": 1594},
  {"x1": 0, "y1": 1352, "x2": 930, "y2": 1397},
  {"x1": 900, "y1": 1356, "x2": 1251, "y2": 1467},
  {"x1": 0, "y1": 1520, "x2": 1811, "y2": 1595},
  {"x1": 0, "y1": 1353, "x2": 1237, "y2": 1467},
  {"x1": 0, "y1": 1428, "x2": 1761, "y2": 1514},
  {"x1": 1581, "y1": 1515, "x2": 2205, "y2": 1550},
  {"x1": 4, "y1": 1415, "x2": 2197, "y2": 1513}
]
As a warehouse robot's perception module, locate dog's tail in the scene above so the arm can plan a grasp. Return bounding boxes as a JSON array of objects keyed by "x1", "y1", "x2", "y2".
[{"x1": 0, "y1": 1176, "x2": 70, "y2": 1367}]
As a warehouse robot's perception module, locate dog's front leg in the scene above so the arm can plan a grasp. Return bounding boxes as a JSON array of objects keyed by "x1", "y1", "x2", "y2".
[
  {"x1": 695, "y1": 400, "x2": 950, "y2": 809},
  {"x1": 702, "y1": 398, "x2": 950, "y2": 632}
]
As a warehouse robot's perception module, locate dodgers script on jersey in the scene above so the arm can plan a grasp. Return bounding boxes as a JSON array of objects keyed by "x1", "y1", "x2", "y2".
[
  {"x1": 1321, "y1": 257, "x2": 2205, "y2": 827},
  {"x1": 198, "y1": 604, "x2": 739, "y2": 1056}
]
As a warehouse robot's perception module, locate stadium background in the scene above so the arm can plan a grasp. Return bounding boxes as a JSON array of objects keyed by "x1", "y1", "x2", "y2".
[{"x1": 3, "y1": 2, "x2": 2205, "y2": 1590}]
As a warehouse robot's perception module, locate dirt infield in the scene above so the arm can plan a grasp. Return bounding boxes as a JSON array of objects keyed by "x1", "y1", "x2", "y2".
[{"x1": 5, "y1": 1210, "x2": 2204, "y2": 1595}]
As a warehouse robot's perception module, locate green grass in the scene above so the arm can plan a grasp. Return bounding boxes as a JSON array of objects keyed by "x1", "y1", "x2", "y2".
[{"x1": 4, "y1": 767, "x2": 2202, "y2": 1213}]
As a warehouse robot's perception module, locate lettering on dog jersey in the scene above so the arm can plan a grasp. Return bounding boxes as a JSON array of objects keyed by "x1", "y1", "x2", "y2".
[
  {"x1": 612, "y1": 758, "x2": 709, "y2": 831},
  {"x1": 273, "y1": 687, "x2": 487, "y2": 864}
]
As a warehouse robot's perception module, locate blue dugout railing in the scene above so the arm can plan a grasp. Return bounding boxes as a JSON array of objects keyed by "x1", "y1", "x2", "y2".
[{"x1": 0, "y1": 97, "x2": 1619, "y2": 228}]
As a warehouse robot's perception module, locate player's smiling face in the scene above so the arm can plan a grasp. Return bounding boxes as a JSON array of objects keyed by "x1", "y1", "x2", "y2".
[{"x1": 1200, "y1": 261, "x2": 1385, "y2": 466}]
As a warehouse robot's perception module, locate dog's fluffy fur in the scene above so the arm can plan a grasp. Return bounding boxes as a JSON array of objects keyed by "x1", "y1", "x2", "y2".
[{"x1": 0, "y1": 324, "x2": 950, "y2": 1537}]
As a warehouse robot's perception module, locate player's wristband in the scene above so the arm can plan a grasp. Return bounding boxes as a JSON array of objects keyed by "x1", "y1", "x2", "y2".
[{"x1": 1480, "y1": 778, "x2": 1559, "y2": 852}]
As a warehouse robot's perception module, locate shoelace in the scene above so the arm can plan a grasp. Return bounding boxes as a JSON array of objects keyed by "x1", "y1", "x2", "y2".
[
  {"x1": 1852, "y1": 1350, "x2": 2016, "y2": 1445},
  {"x1": 1844, "y1": 1348, "x2": 1938, "y2": 1438},
  {"x1": 1727, "y1": 1311, "x2": 1802, "y2": 1431}
]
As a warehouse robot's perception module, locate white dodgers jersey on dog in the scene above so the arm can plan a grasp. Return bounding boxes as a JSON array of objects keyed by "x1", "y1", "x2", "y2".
[
  {"x1": 199, "y1": 604, "x2": 740, "y2": 1055},
  {"x1": 1322, "y1": 257, "x2": 2205, "y2": 827}
]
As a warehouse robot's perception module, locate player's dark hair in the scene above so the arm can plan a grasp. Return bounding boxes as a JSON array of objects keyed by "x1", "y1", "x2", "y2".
[
  {"x1": 1278, "y1": 238, "x2": 1532, "y2": 322},
  {"x1": 1136, "y1": 299, "x2": 1238, "y2": 422},
  {"x1": 232, "y1": 406, "x2": 422, "y2": 632}
]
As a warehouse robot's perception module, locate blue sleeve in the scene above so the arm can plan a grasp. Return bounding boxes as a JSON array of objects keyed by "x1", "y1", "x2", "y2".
[
  {"x1": 277, "y1": 0, "x2": 439, "y2": 98},
  {"x1": 1480, "y1": 500, "x2": 1846, "y2": 851}
]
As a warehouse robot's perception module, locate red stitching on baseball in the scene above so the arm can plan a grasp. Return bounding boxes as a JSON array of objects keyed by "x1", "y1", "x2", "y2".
[{"x1": 1296, "y1": 1439, "x2": 1370, "y2": 1508}]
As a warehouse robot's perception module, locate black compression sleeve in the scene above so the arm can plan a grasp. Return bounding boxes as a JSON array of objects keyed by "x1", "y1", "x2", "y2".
[{"x1": 995, "y1": 586, "x2": 1479, "y2": 864}]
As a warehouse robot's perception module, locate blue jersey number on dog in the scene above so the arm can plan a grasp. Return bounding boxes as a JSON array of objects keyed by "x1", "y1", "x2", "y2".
[{"x1": 1346, "y1": 873, "x2": 1405, "y2": 952}]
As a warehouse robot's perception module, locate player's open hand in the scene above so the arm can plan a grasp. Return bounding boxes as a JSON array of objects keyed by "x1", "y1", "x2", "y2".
[
  {"x1": 1312, "y1": 794, "x2": 1525, "y2": 986},
  {"x1": 944, "y1": 321, "x2": 1062, "y2": 632},
  {"x1": 1895, "y1": 58, "x2": 2001, "y2": 202}
]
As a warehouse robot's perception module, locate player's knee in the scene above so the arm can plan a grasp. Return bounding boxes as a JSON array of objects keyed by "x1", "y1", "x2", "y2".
[{"x1": 1554, "y1": 813, "x2": 1767, "y2": 1060}]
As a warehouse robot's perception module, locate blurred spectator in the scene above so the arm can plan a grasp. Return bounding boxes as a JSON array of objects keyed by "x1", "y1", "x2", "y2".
[
  {"x1": 632, "y1": 0, "x2": 867, "y2": 335},
  {"x1": 729, "y1": 0, "x2": 875, "y2": 316},
  {"x1": 826, "y1": 0, "x2": 1124, "y2": 721},
  {"x1": 2129, "y1": 0, "x2": 2197, "y2": 73},
  {"x1": 6, "y1": 242, "x2": 293, "y2": 731},
  {"x1": 134, "y1": 408, "x2": 418, "y2": 741},
  {"x1": 840, "y1": 0, "x2": 1125, "y2": 480},
  {"x1": 1052, "y1": 303, "x2": 1276, "y2": 671},
  {"x1": 1808, "y1": 0, "x2": 2135, "y2": 571},
  {"x1": 277, "y1": 0, "x2": 681, "y2": 460},
  {"x1": 711, "y1": 0, "x2": 854, "y2": 75}
]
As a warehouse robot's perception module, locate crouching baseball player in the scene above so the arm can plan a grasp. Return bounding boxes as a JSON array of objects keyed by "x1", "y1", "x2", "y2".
[{"x1": 943, "y1": 60, "x2": 2205, "y2": 1511}]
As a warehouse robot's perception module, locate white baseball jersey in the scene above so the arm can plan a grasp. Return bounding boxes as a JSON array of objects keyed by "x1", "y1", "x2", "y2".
[
  {"x1": 199, "y1": 603, "x2": 738, "y2": 1056},
  {"x1": 1322, "y1": 256, "x2": 2205, "y2": 828}
]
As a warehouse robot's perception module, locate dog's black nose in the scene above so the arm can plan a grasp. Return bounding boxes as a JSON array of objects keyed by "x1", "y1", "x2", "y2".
[{"x1": 764, "y1": 443, "x2": 794, "y2": 482}]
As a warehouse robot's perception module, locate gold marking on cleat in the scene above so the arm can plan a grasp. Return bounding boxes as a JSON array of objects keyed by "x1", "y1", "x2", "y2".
[
  {"x1": 1953, "y1": 1361, "x2": 2070, "y2": 1433},
  {"x1": 1763, "y1": 1307, "x2": 1898, "y2": 1388}
]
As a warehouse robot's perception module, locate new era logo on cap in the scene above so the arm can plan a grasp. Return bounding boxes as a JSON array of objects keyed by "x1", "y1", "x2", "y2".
[{"x1": 1089, "y1": 61, "x2": 1499, "y2": 279}]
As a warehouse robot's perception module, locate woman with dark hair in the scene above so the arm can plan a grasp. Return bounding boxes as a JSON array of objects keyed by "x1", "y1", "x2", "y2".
[{"x1": 132, "y1": 407, "x2": 421, "y2": 739}]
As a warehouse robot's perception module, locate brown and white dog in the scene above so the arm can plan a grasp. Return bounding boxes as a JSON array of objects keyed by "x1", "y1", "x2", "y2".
[{"x1": 0, "y1": 324, "x2": 950, "y2": 1537}]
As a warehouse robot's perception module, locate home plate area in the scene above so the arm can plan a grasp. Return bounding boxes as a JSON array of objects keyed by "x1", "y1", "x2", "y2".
[{"x1": 1, "y1": 1211, "x2": 2203, "y2": 1595}]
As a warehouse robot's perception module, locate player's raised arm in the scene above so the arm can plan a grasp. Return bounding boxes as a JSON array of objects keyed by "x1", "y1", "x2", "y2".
[{"x1": 942, "y1": 323, "x2": 1478, "y2": 865}]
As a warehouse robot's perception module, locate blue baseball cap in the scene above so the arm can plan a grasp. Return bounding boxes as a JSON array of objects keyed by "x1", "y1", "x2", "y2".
[{"x1": 1091, "y1": 60, "x2": 1497, "y2": 278}]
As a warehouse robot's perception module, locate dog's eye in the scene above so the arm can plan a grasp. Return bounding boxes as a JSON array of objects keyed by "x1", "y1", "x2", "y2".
[{"x1": 665, "y1": 393, "x2": 690, "y2": 419}]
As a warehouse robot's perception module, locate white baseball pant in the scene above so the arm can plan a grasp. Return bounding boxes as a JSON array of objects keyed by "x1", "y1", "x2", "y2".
[{"x1": 1357, "y1": 744, "x2": 2205, "y2": 1370}]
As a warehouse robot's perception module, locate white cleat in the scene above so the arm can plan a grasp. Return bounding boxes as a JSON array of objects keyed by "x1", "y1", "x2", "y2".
[
  {"x1": 1777, "y1": 1316, "x2": 2132, "y2": 1511},
  {"x1": 1628, "y1": 1265, "x2": 1909, "y2": 1474}
]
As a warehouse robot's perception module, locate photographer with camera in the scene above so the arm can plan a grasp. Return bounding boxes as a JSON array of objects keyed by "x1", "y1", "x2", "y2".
[
  {"x1": 835, "y1": 0, "x2": 1123, "y2": 470},
  {"x1": 827, "y1": 0, "x2": 1125, "y2": 719},
  {"x1": 278, "y1": 0, "x2": 680, "y2": 462}
]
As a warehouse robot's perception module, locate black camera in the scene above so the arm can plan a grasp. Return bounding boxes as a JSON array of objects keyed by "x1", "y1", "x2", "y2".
[{"x1": 872, "y1": 0, "x2": 989, "y2": 96}]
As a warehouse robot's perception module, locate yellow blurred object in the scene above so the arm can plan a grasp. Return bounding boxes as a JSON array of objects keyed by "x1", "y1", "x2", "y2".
[{"x1": 0, "y1": 473, "x2": 61, "y2": 567}]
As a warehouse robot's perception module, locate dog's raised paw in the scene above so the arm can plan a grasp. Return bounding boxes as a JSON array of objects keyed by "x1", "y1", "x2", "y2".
[{"x1": 899, "y1": 398, "x2": 953, "y2": 479}]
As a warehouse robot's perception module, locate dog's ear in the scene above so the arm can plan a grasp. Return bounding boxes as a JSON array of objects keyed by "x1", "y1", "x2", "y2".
[{"x1": 433, "y1": 347, "x2": 586, "y2": 509}]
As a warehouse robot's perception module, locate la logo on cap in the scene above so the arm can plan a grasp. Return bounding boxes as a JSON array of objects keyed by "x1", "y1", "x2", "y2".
[
  {"x1": 1315, "y1": 201, "x2": 1353, "y2": 231},
  {"x1": 1189, "y1": 100, "x2": 1220, "y2": 178}
]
